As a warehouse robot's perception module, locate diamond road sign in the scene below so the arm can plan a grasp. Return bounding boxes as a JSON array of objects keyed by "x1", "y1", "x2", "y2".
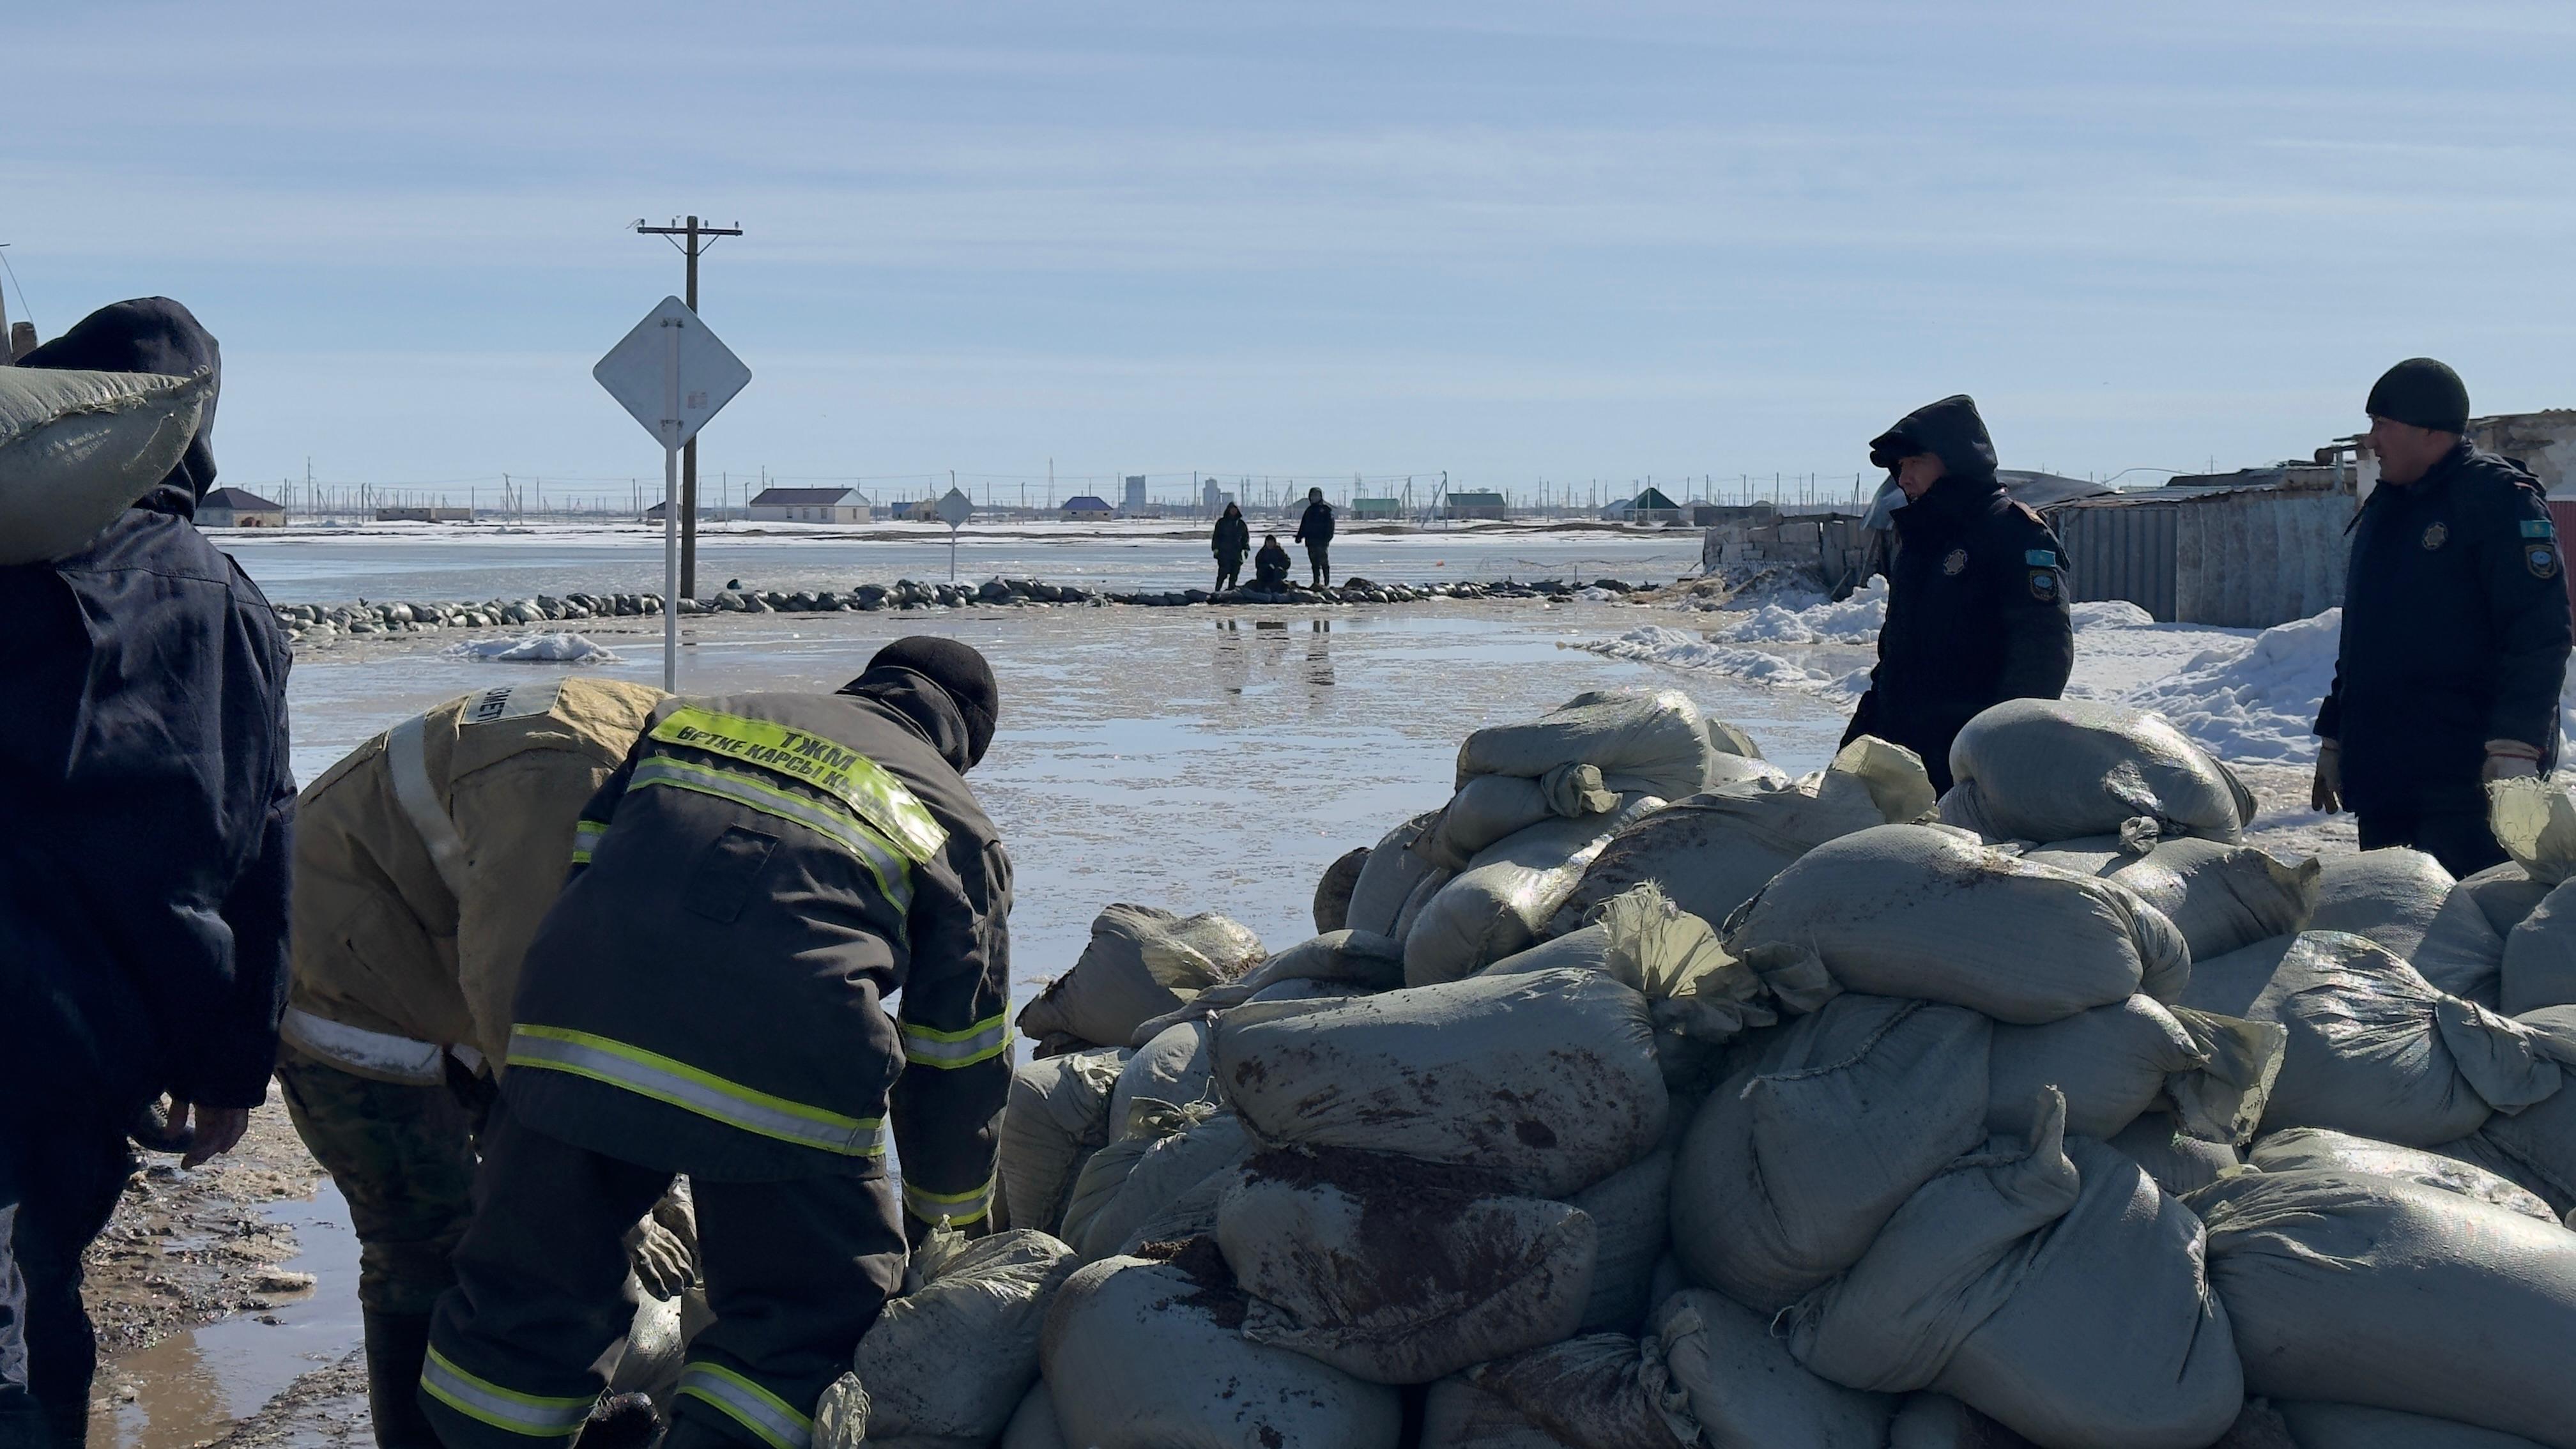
[
  {"x1": 592, "y1": 296, "x2": 750, "y2": 448},
  {"x1": 936, "y1": 487, "x2": 973, "y2": 528}
]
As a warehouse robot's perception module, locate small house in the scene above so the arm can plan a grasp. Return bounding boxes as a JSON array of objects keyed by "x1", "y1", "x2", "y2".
[
  {"x1": 747, "y1": 487, "x2": 872, "y2": 524},
  {"x1": 1061, "y1": 494, "x2": 1116, "y2": 521},
  {"x1": 199, "y1": 487, "x2": 286, "y2": 527},
  {"x1": 1603, "y1": 487, "x2": 1684, "y2": 525},
  {"x1": 1443, "y1": 490, "x2": 1508, "y2": 521}
]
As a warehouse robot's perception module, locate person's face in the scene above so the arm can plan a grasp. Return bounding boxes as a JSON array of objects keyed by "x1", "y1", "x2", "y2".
[
  {"x1": 1894, "y1": 453, "x2": 1946, "y2": 500},
  {"x1": 2368, "y1": 416, "x2": 2456, "y2": 486}
]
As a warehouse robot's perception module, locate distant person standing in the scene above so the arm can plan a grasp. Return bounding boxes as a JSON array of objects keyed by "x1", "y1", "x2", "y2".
[
  {"x1": 1842, "y1": 394, "x2": 2073, "y2": 792},
  {"x1": 1254, "y1": 534, "x2": 1292, "y2": 590},
  {"x1": 2312, "y1": 358, "x2": 2572, "y2": 875},
  {"x1": 1211, "y1": 502, "x2": 1249, "y2": 592},
  {"x1": 1294, "y1": 487, "x2": 1335, "y2": 587}
]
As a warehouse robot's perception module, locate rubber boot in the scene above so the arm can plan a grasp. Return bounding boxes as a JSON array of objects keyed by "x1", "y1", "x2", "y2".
[{"x1": 363, "y1": 1309, "x2": 441, "y2": 1449}]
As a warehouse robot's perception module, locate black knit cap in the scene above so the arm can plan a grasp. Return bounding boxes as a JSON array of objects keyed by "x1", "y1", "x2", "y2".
[
  {"x1": 2366, "y1": 358, "x2": 2469, "y2": 434},
  {"x1": 866, "y1": 636, "x2": 997, "y2": 768}
]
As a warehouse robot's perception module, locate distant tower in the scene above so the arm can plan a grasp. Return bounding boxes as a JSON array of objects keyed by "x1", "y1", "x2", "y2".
[
  {"x1": 1124, "y1": 475, "x2": 1147, "y2": 514},
  {"x1": 1202, "y1": 477, "x2": 1223, "y2": 516}
]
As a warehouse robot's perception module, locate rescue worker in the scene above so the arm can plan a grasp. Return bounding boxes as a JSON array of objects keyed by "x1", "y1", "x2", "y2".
[
  {"x1": 421, "y1": 638, "x2": 1011, "y2": 1449},
  {"x1": 1254, "y1": 533, "x2": 1292, "y2": 590},
  {"x1": 2312, "y1": 358, "x2": 2572, "y2": 875},
  {"x1": 1294, "y1": 487, "x2": 1335, "y2": 587},
  {"x1": 0, "y1": 299, "x2": 295, "y2": 1449},
  {"x1": 282, "y1": 677, "x2": 689, "y2": 1449},
  {"x1": 1842, "y1": 394, "x2": 2073, "y2": 792},
  {"x1": 1212, "y1": 502, "x2": 1250, "y2": 592}
]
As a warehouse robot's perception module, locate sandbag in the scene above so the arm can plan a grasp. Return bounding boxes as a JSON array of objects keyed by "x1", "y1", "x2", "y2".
[
  {"x1": 1888, "y1": 1395, "x2": 2043, "y2": 1448},
  {"x1": 2023, "y1": 835, "x2": 2319, "y2": 961},
  {"x1": 1568, "y1": 1148, "x2": 1671, "y2": 1333},
  {"x1": 1455, "y1": 687, "x2": 1715, "y2": 801},
  {"x1": 2473, "y1": 1057, "x2": 2576, "y2": 1215},
  {"x1": 1726, "y1": 824, "x2": 2189, "y2": 1023},
  {"x1": 1655, "y1": 1289, "x2": 1896, "y2": 1449},
  {"x1": 997, "y1": 1383, "x2": 1065, "y2": 1449},
  {"x1": 1547, "y1": 735, "x2": 1936, "y2": 939},
  {"x1": 2275, "y1": 1402, "x2": 2551, "y2": 1449},
  {"x1": 1419, "y1": 1377, "x2": 1570, "y2": 1449},
  {"x1": 1347, "y1": 813, "x2": 1445, "y2": 937},
  {"x1": 1987, "y1": 995, "x2": 2280, "y2": 1144},
  {"x1": 1040, "y1": 1246, "x2": 1402, "y2": 1449},
  {"x1": 816, "y1": 1227, "x2": 1078, "y2": 1449},
  {"x1": 1015, "y1": 904, "x2": 1263, "y2": 1050},
  {"x1": 1462, "y1": 1335, "x2": 1695, "y2": 1449},
  {"x1": 2304, "y1": 847, "x2": 2453, "y2": 958},
  {"x1": 1939, "y1": 697, "x2": 2255, "y2": 845},
  {"x1": 998, "y1": 1047, "x2": 1129, "y2": 1235},
  {"x1": 1790, "y1": 1094, "x2": 2244, "y2": 1449},
  {"x1": 2249, "y1": 1126, "x2": 2559, "y2": 1223},
  {"x1": 1671, "y1": 995, "x2": 1991, "y2": 1310},
  {"x1": 1393, "y1": 862, "x2": 1457, "y2": 941},
  {"x1": 2503, "y1": 873, "x2": 2576, "y2": 1014},
  {"x1": 2490, "y1": 775, "x2": 2576, "y2": 887},
  {"x1": 0, "y1": 367, "x2": 213, "y2": 565},
  {"x1": 2188, "y1": 1169, "x2": 2576, "y2": 1448},
  {"x1": 1060, "y1": 1105, "x2": 1250, "y2": 1261},
  {"x1": 2432, "y1": 1127, "x2": 2576, "y2": 1220},
  {"x1": 1706, "y1": 716, "x2": 1767, "y2": 763},
  {"x1": 2103, "y1": 1112, "x2": 2242, "y2": 1198},
  {"x1": 1216, "y1": 1147, "x2": 1595, "y2": 1384},
  {"x1": 1417, "y1": 763, "x2": 1620, "y2": 870},
  {"x1": 1214, "y1": 965, "x2": 1667, "y2": 1197},
  {"x1": 1239, "y1": 928, "x2": 1406, "y2": 994},
  {"x1": 1111, "y1": 1021, "x2": 1214, "y2": 1128},
  {"x1": 1314, "y1": 845, "x2": 1370, "y2": 933},
  {"x1": 1404, "y1": 795, "x2": 1661, "y2": 986},
  {"x1": 1488, "y1": 883, "x2": 1815, "y2": 1062},
  {"x1": 2413, "y1": 872, "x2": 2513, "y2": 1006}
]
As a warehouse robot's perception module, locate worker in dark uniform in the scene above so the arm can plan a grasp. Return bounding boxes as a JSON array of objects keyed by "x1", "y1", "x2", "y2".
[
  {"x1": 1842, "y1": 394, "x2": 2074, "y2": 792},
  {"x1": 1211, "y1": 502, "x2": 1250, "y2": 592},
  {"x1": 420, "y1": 638, "x2": 1012, "y2": 1449},
  {"x1": 1254, "y1": 533, "x2": 1292, "y2": 590},
  {"x1": 1294, "y1": 487, "x2": 1336, "y2": 587},
  {"x1": 2313, "y1": 359, "x2": 2572, "y2": 875}
]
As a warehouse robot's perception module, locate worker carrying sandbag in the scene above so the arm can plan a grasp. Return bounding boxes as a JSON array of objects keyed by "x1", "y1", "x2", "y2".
[
  {"x1": 421, "y1": 638, "x2": 1014, "y2": 1449},
  {"x1": 1841, "y1": 395, "x2": 2073, "y2": 792},
  {"x1": 2313, "y1": 358, "x2": 2573, "y2": 876},
  {"x1": 280, "y1": 677, "x2": 669, "y2": 1449}
]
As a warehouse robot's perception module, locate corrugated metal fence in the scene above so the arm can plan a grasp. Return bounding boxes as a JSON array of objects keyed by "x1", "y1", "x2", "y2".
[{"x1": 2048, "y1": 487, "x2": 2352, "y2": 627}]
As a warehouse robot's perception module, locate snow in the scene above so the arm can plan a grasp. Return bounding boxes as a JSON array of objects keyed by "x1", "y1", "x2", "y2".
[
  {"x1": 449, "y1": 632, "x2": 621, "y2": 663},
  {"x1": 2122, "y1": 610, "x2": 2342, "y2": 762},
  {"x1": 1718, "y1": 578, "x2": 1887, "y2": 644}
]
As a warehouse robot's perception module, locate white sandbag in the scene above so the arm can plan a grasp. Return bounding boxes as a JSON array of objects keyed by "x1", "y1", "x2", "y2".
[
  {"x1": 1987, "y1": 995, "x2": 2280, "y2": 1144},
  {"x1": 1014, "y1": 904, "x2": 1264, "y2": 1050},
  {"x1": 1568, "y1": 1148, "x2": 1671, "y2": 1333},
  {"x1": 2249, "y1": 1126, "x2": 2559, "y2": 1223},
  {"x1": 2503, "y1": 873, "x2": 2576, "y2": 1014},
  {"x1": 1548, "y1": 735, "x2": 1936, "y2": 939},
  {"x1": 1455, "y1": 687, "x2": 1717, "y2": 801},
  {"x1": 1655, "y1": 1288, "x2": 1896, "y2": 1449},
  {"x1": 1725, "y1": 824, "x2": 2189, "y2": 1024},
  {"x1": 2472, "y1": 1054, "x2": 2576, "y2": 1216},
  {"x1": 2189, "y1": 1168, "x2": 2576, "y2": 1448},
  {"x1": 1939, "y1": 697, "x2": 2255, "y2": 845},
  {"x1": 1214, "y1": 965, "x2": 1667, "y2": 1197},
  {"x1": 2275, "y1": 1402, "x2": 2551, "y2": 1449},
  {"x1": 998, "y1": 1047, "x2": 1129, "y2": 1235},
  {"x1": 1671, "y1": 995, "x2": 1992, "y2": 1310},
  {"x1": 997, "y1": 1383, "x2": 1066, "y2": 1449},
  {"x1": 1462, "y1": 1334, "x2": 1696, "y2": 1449},
  {"x1": 1405, "y1": 795, "x2": 1662, "y2": 986},
  {"x1": 819, "y1": 1227, "x2": 1078, "y2": 1449},
  {"x1": 1347, "y1": 813, "x2": 1445, "y2": 937},
  {"x1": 1110, "y1": 1021, "x2": 1214, "y2": 1128},
  {"x1": 2490, "y1": 775, "x2": 2576, "y2": 887},
  {"x1": 0, "y1": 367, "x2": 213, "y2": 565},
  {"x1": 1060, "y1": 1105, "x2": 1250, "y2": 1261},
  {"x1": 1790, "y1": 1094, "x2": 2244, "y2": 1449},
  {"x1": 2103, "y1": 1112, "x2": 2242, "y2": 1198},
  {"x1": 1420, "y1": 1376, "x2": 1573, "y2": 1449},
  {"x1": 1314, "y1": 845, "x2": 1370, "y2": 934},
  {"x1": 1040, "y1": 1248, "x2": 1403, "y2": 1449},
  {"x1": 1418, "y1": 763, "x2": 1620, "y2": 870},
  {"x1": 2023, "y1": 835, "x2": 2319, "y2": 962},
  {"x1": 1216, "y1": 1147, "x2": 1596, "y2": 1384}
]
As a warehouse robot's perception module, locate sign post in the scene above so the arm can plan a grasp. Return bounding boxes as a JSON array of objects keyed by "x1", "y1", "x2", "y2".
[
  {"x1": 594, "y1": 296, "x2": 750, "y2": 691},
  {"x1": 936, "y1": 487, "x2": 972, "y2": 582}
]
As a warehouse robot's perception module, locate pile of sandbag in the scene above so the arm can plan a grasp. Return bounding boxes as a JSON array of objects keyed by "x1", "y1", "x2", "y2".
[{"x1": 1013, "y1": 903, "x2": 1265, "y2": 1054}]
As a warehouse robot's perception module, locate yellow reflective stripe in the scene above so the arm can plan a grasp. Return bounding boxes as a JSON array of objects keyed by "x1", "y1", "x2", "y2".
[
  {"x1": 902, "y1": 1176, "x2": 995, "y2": 1227},
  {"x1": 648, "y1": 707, "x2": 947, "y2": 863},
  {"x1": 628, "y1": 758, "x2": 914, "y2": 914},
  {"x1": 507, "y1": 1025, "x2": 884, "y2": 1158},
  {"x1": 676, "y1": 1363, "x2": 813, "y2": 1449},
  {"x1": 900, "y1": 1013, "x2": 1011, "y2": 1069},
  {"x1": 419, "y1": 1346, "x2": 592, "y2": 1438},
  {"x1": 569, "y1": 818, "x2": 608, "y2": 866}
]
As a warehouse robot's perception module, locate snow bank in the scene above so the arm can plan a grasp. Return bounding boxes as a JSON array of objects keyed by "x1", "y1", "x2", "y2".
[
  {"x1": 450, "y1": 632, "x2": 621, "y2": 664},
  {"x1": 1575, "y1": 625, "x2": 1871, "y2": 699},
  {"x1": 1716, "y1": 578, "x2": 1887, "y2": 645},
  {"x1": 2122, "y1": 611, "x2": 2340, "y2": 763}
]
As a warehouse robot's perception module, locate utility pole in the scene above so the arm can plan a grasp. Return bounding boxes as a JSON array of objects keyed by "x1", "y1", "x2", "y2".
[{"x1": 634, "y1": 214, "x2": 744, "y2": 597}]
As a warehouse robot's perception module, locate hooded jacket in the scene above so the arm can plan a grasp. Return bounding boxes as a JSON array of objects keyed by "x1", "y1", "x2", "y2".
[
  {"x1": 1844, "y1": 395, "x2": 2073, "y2": 790},
  {"x1": 1254, "y1": 537, "x2": 1292, "y2": 584},
  {"x1": 1213, "y1": 509, "x2": 1250, "y2": 562},
  {"x1": 0, "y1": 298, "x2": 296, "y2": 1117},
  {"x1": 1295, "y1": 498, "x2": 1335, "y2": 548}
]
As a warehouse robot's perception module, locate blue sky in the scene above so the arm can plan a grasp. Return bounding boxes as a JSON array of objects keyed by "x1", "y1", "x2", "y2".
[{"x1": 9, "y1": 2, "x2": 2575, "y2": 505}]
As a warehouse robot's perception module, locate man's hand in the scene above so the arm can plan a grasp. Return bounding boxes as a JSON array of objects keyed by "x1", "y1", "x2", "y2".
[
  {"x1": 623, "y1": 1211, "x2": 696, "y2": 1300},
  {"x1": 2311, "y1": 740, "x2": 2343, "y2": 815},
  {"x1": 141, "y1": 1098, "x2": 251, "y2": 1168},
  {"x1": 2485, "y1": 739, "x2": 2545, "y2": 783}
]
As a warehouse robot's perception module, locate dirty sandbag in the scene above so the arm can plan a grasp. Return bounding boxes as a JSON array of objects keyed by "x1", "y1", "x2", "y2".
[
  {"x1": 1725, "y1": 824, "x2": 2189, "y2": 1024},
  {"x1": 2274, "y1": 1402, "x2": 2552, "y2": 1449},
  {"x1": 1671, "y1": 995, "x2": 1991, "y2": 1311},
  {"x1": 1405, "y1": 795, "x2": 1663, "y2": 987},
  {"x1": 2248, "y1": 1126, "x2": 2559, "y2": 1223},
  {"x1": 1987, "y1": 995, "x2": 2280, "y2": 1145},
  {"x1": 2431, "y1": 1126, "x2": 2576, "y2": 1219},
  {"x1": 0, "y1": 367, "x2": 213, "y2": 565},
  {"x1": 1238, "y1": 928, "x2": 1406, "y2": 994},
  {"x1": 2188, "y1": 1169, "x2": 2576, "y2": 1448},
  {"x1": 814, "y1": 1227, "x2": 1080, "y2": 1449},
  {"x1": 998, "y1": 1047, "x2": 1130, "y2": 1235},
  {"x1": 1791, "y1": 1094, "x2": 2244, "y2": 1449},
  {"x1": 1041, "y1": 1246, "x2": 1404, "y2": 1449},
  {"x1": 2490, "y1": 775, "x2": 2576, "y2": 887},
  {"x1": 2502, "y1": 873, "x2": 2576, "y2": 1014},
  {"x1": 1061, "y1": 1103, "x2": 1250, "y2": 1262},
  {"x1": 2023, "y1": 836, "x2": 2319, "y2": 962},
  {"x1": 1455, "y1": 687, "x2": 1717, "y2": 801},
  {"x1": 1489, "y1": 884, "x2": 1809, "y2": 1050},
  {"x1": 1464, "y1": 1333, "x2": 1697, "y2": 1449},
  {"x1": 997, "y1": 1382, "x2": 1066, "y2": 1449},
  {"x1": 1888, "y1": 1395, "x2": 2043, "y2": 1448},
  {"x1": 1570, "y1": 1147, "x2": 1672, "y2": 1333},
  {"x1": 1014, "y1": 903, "x2": 1264, "y2": 1050},
  {"x1": 2103, "y1": 1112, "x2": 2242, "y2": 1198},
  {"x1": 1548, "y1": 735, "x2": 1935, "y2": 940},
  {"x1": 2304, "y1": 847, "x2": 2451, "y2": 958},
  {"x1": 1214, "y1": 966, "x2": 1667, "y2": 1198},
  {"x1": 1939, "y1": 698, "x2": 2255, "y2": 846},
  {"x1": 1216, "y1": 1147, "x2": 1595, "y2": 1384},
  {"x1": 1655, "y1": 1289, "x2": 1896, "y2": 1449},
  {"x1": 1112, "y1": 1020, "x2": 1214, "y2": 1126},
  {"x1": 1347, "y1": 812, "x2": 1445, "y2": 937},
  {"x1": 1420, "y1": 1375, "x2": 1583, "y2": 1449},
  {"x1": 1417, "y1": 763, "x2": 1621, "y2": 870},
  {"x1": 1314, "y1": 845, "x2": 1370, "y2": 933}
]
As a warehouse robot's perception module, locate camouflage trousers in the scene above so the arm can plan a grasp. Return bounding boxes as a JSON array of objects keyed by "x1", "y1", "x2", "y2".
[{"x1": 274, "y1": 1043, "x2": 486, "y2": 1316}]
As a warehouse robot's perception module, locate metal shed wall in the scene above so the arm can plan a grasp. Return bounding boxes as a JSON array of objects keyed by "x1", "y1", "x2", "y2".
[
  {"x1": 2055, "y1": 502, "x2": 2178, "y2": 621},
  {"x1": 2050, "y1": 487, "x2": 2350, "y2": 627}
]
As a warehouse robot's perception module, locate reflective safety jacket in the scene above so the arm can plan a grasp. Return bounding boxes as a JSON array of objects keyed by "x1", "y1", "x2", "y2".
[
  {"x1": 286, "y1": 678, "x2": 662, "y2": 1082},
  {"x1": 502, "y1": 675, "x2": 1013, "y2": 1234}
]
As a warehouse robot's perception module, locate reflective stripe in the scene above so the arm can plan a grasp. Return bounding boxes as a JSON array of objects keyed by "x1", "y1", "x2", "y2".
[
  {"x1": 387, "y1": 714, "x2": 471, "y2": 898},
  {"x1": 677, "y1": 1363, "x2": 813, "y2": 1449},
  {"x1": 648, "y1": 707, "x2": 948, "y2": 863},
  {"x1": 900, "y1": 1013, "x2": 1011, "y2": 1069},
  {"x1": 629, "y1": 757, "x2": 914, "y2": 913},
  {"x1": 901, "y1": 1176, "x2": 994, "y2": 1228},
  {"x1": 569, "y1": 818, "x2": 608, "y2": 866},
  {"x1": 507, "y1": 1025, "x2": 884, "y2": 1158},
  {"x1": 419, "y1": 1346, "x2": 592, "y2": 1438},
  {"x1": 280, "y1": 1006, "x2": 448, "y2": 1086}
]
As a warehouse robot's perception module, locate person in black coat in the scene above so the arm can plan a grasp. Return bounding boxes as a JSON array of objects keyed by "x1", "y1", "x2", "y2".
[
  {"x1": 1294, "y1": 487, "x2": 1336, "y2": 587},
  {"x1": 2312, "y1": 358, "x2": 2572, "y2": 875},
  {"x1": 1253, "y1": 533, "x2": 1292, "y2": 589},
  {"x1": 1842, "y1": 394, "x2": 2073, "y2": 792},
  {"x1": 0, "y1": 299, "x2": 296, "y2": 1448},
  {"x1": 1211, "y1": 502, "x2": 1250, "y2": 591}
]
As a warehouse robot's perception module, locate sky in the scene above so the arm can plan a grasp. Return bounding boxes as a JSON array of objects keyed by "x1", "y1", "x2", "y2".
[{"x1": 9, "y1": 1, "x2": 2576, "y2": 507}]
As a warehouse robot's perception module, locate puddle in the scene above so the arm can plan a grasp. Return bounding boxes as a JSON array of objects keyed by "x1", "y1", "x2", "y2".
[{"x1": 90, "y1": 1181, "x2": 365, "y2": 1449}]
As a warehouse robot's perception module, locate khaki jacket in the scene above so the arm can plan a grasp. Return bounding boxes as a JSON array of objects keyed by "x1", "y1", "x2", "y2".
[{"x1": 287, "y1": 677, "x2": 661, "y2": 1079}]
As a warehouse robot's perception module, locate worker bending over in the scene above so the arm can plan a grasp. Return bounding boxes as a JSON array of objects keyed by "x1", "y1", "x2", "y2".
[{"x1": 421, "y1": 638, "x2": 1013, "y2": 1449}]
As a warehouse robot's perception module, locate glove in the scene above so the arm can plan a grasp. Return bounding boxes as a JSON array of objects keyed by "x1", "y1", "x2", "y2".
[
  {"x1": 2311, "y1": 740, "x2": 2342, "y2": 815},
  {"x1": 2485, "y1": 739, "x2": 2545, "y2": 783},
  {"x1": 624, "y1": 1209, "x2": 696, "y2": 1300}
]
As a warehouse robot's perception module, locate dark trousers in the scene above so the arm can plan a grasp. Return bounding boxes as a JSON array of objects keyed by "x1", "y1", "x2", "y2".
[
  {"x1": 422, "y1": 1103, "x2": 903, "y2": 1449},
  {"x1": 1215, "y1": 558, "x2": 1242, "y2": 592},
  {"x1": 0, "y1": 1105, "x2": 135, "y2": 1449},
  {"x1": 274, "y1": 1046, "x2": 482, "y2": 1315},
  {"x1": 2358, "y1": 806, "x2": 2509, "y2": 878},
  {"x1": 1305, "y1": 543, "x2": 1331, "y2": 586}
]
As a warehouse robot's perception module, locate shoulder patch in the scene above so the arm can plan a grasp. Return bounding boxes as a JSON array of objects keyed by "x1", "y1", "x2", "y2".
[
  {"x1": 2028, "y1": 569, "x2": 2059, "y2": 601},
  {"x1": 2421, "y1": 522, "x2": 2449, "y2": 551},
  {"x1": 1941, "y1": 548, "x2": 1969, "y2": 576},
  {"x1": 2523, "y1": 518, "x2": 2557, "y2": 539},
  {"x1": 2530, "y1": 544, "x2": 2561, "y2": 579},
  {"x1": 2024, "y1": 548, "x2": 2060, "y2": 567}
]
